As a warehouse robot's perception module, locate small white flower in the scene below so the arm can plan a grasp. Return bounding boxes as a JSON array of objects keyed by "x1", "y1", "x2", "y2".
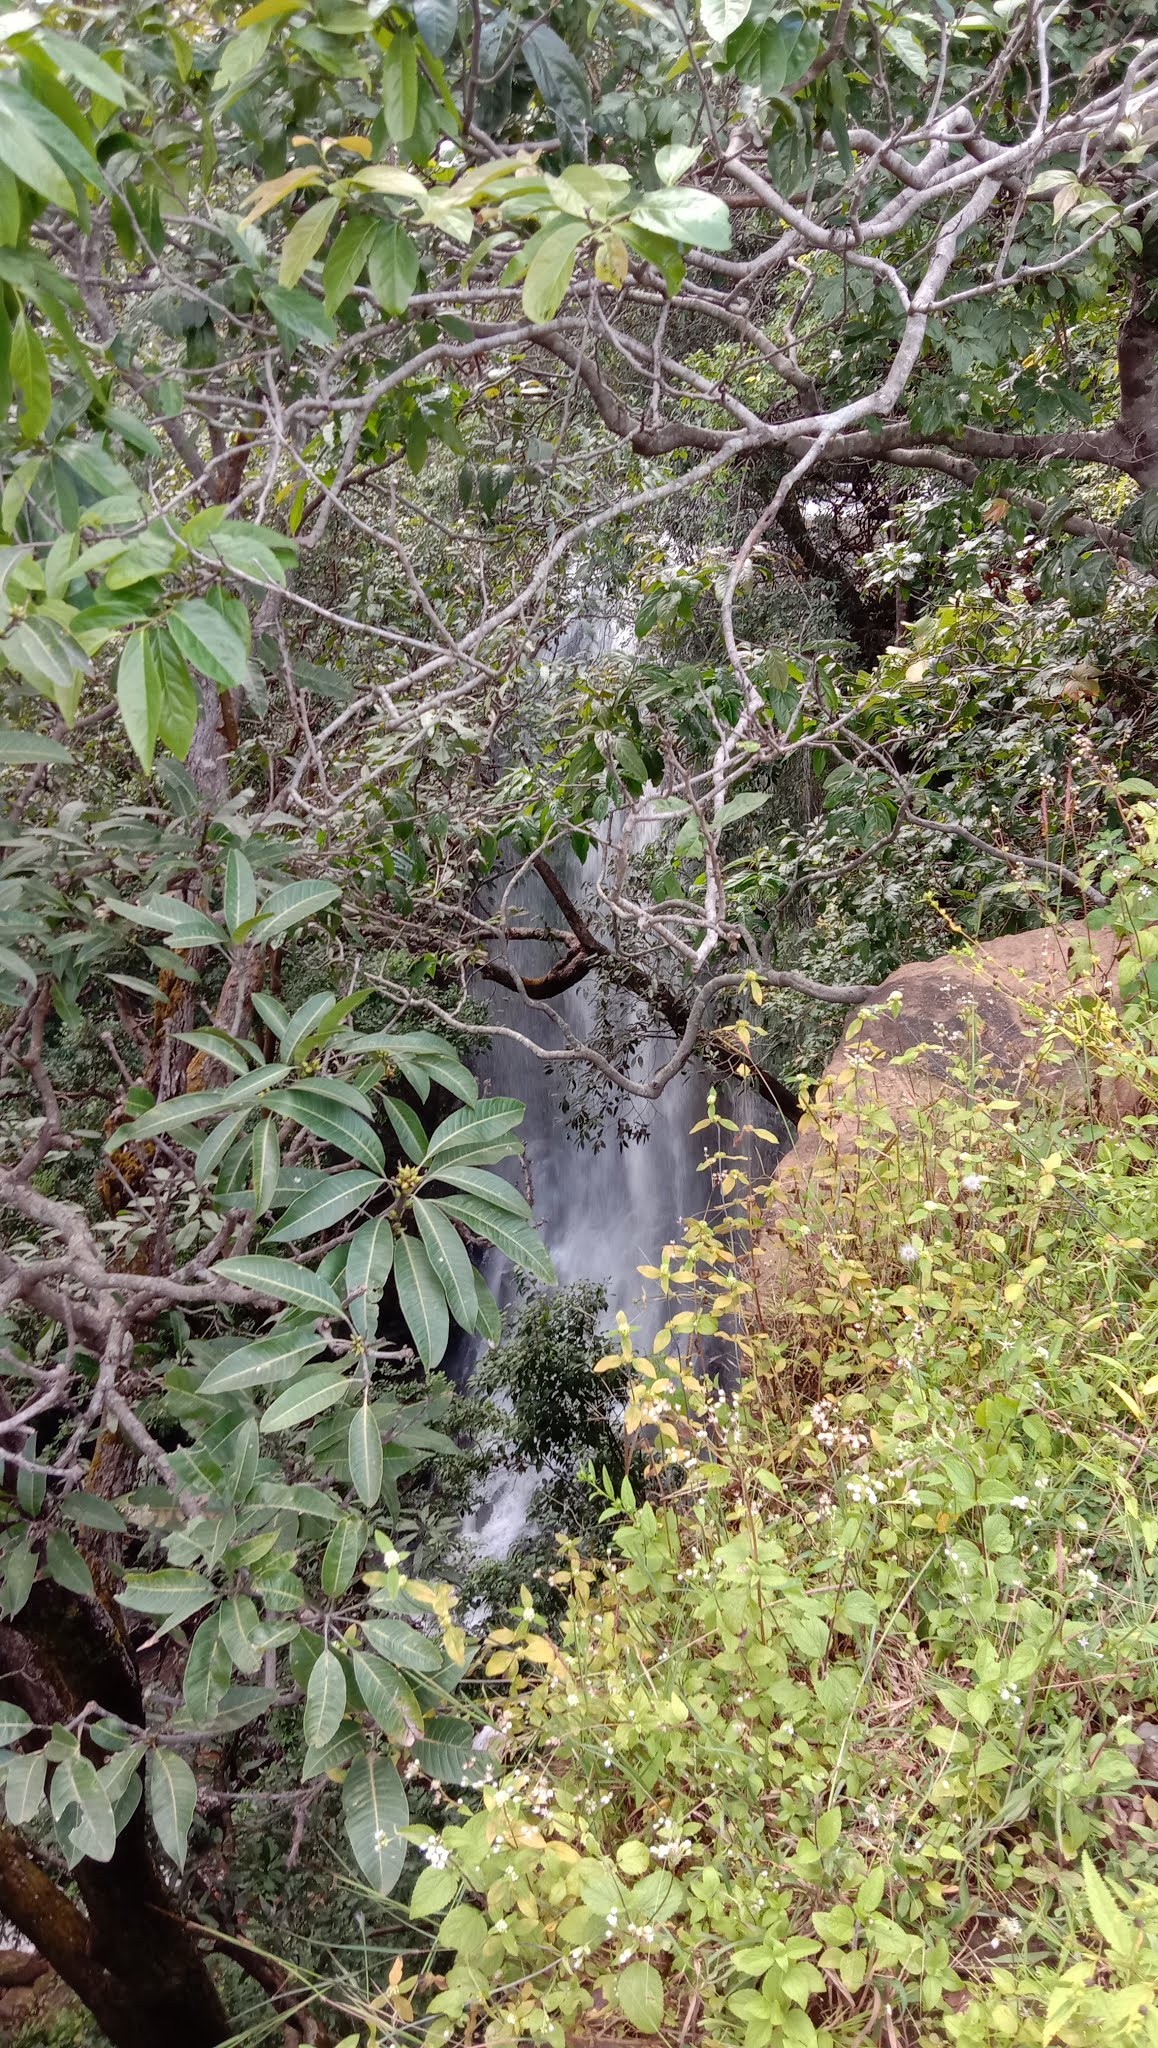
[
  {"x1": 898, "y1": 1242, "x2": 922, "y2": 1265},
  {"x1": 961, "y1": 1173, "x2": 986, "y2": 1194},
  {"x1": 494, "y1": 1918, "x2": 508, "y2": 1933},
  {"x1": 422, "y1": 1838, "x2": 451, "y2": 1868},
  {"x1": 379, "y1": 1547, "x2": 404, "y2": 1568}
]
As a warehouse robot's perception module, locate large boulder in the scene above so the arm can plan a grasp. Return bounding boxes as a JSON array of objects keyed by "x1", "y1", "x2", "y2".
[{"x1": 758, "y1": 921, "x2": 1126, "y2": 1289}]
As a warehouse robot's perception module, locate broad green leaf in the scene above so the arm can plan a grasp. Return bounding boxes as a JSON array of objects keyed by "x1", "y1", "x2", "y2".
[
  {"x1": 265, "y1": 1170, "x2": 382, "y2": 1244},
  {"x1": 147, "y1": 1748, "x2": 197, "y2": 1871},
  {"x1": 218, "y1": 1594, "x2": 263, "y2": 1675},
  {"x1": 225, "y1": 847, "x2": 256, "y2": 936},
  {"x1": 61, "y1": 1494, "x2": 126, "y2": 1534},
  {"x1": 522, "y1": 218, "x2": 588, "y2": 323},
  {"x1": 368, "y1": 220, "x2": 420, "y2": 316},
  {"x1": 4, "y1": 1750, "x2": 47, "y2": 1825},
  {"x1": 352, "y1": 1650, "x2": 421, "y2": 1740},
  {"x1": 36, "y1": 30, "x2": 136, "y2": 108},
  {"x1": 280, "y1": 992, "x2": 335, "y2": 1063},
  {"x1": 0, "y1": 726, "x2": 71, "y2": 763},
  {"x1": 195, "y1": 1109, "x2": 250, "y2": 1187},
  {"x1": 109, "y1": 895, "x2": 225, "y2": 946},
  {"x1": 279, "y1": 195, "x2": 339, "y2": 288},
  {"x1": 115, "y1": 631, "x2": 159, "y2": 773},
  {"x1": 618, "y1": 1960, "x2": 664, "y2": 2035},
  {"x1": 210, "y1": 1255, "x2": 343, "y2": 1318},
  {"x1": 321, "y1": 1515, "x2": 366, "y2": 1599},
  {"x1": 413, "y1": 1715, "x2": 490, "y2": 1786},
  {"x1": 414, "y1": 0, "x2": 459, "y2": 57},
  {"x1": 345, "y1": 1215, "x2": 395, "y2": 1338},
  {"x1": 348, "y1": 1400, "x2": 384, "y2": 1507},
  {"x1": 523, "y1": 25, "x2": 592, "y2": 155},
  {"x1": 422, "y1": 1097, "x2": 524, "y2": 1168},
  {"x1": 472, "y1": 1267, "x2": 501, "y2": 1343},
  {"x1": 0, "y1": 99, "x2": 76, "y2": 212},
  {"x1": 430, "y1": 1192, "x2": 555, "y2": 1284},
  {"x1": 393, "y1": 1232, "x2": 450, "y2": 1369},
  {"x1": 199, "y1": 1331, "x2": 324, "y2": 1395},
  {"x1": 260, "y1": 1370, "x2": 351, "y2": 1431},
  {"x1": 411, "y1": 1861, "x2": 458, "y2": 1915},
  {"x1": 118, "y1": 1569, "x2": 215, "y2": 1627},
  {"x1": 251, "y1": 1115, "x2": 281, "y2": 1218},
  {"x1": 381, "y1": 30, "x2": 418, "y2": 141},
  {"x1": 0, "y1": 1703, "x2": 32, "y2": 1746},
  {"x1": 152, "y1": 630, "x2": 199, "y2": 760},
  {"x1": 425, "y1": 1163, "x2": 531, "y2": 1218},
  {"x1": 413, "y1": 1198, "x2": 477, "y2": 1330},
  {"x1": 183, "y1": 1616, "x2": 231, "y2": 1720},
  {"x1": 168, "y1": 598, "x2": 248, "y2": 692},
  {"x1": 361, "y1": 1615, "x2": 442, "y2": 1674},
  {"x1": 176, "y1": 1030, "x2": 253, "y2": 1079},
  {"x1": 323, "y1": 213, "x2": 378, "y2": 312},
  {"x1": 261, "y1": 1089, "x2": 385, "y2": 1175},
  {"x1": 342, "y1": 1751, "x2": 409, "y2": 1894},
  {"x1": 244, "y1": 879, "x2": 340, "y2": 943},
  {"x1": 304, "y1": 1647, "x2": 347, "y2": 1748},
  {"x1": 107, "y1": 1090, "x2": 228, "y2": 1147},
  {"x1": 382, "y1": 1095, "x2": 427, "y2": 1163},
  {"x1": 629, "y1": 186, "x2": 732, "y2": 252},
  {"x1": 53, "y1": 1756, "x2": 117, "y2": 1866},
  {"x1": 701, "y1": 0, "x2": 751, "y2": 36},
  {"x1": 44, "y1": 1529, "x2": 94, "y2": 1598},
  {"x1": 351, "y1": 164, "x2": 426, "y2": 198}
]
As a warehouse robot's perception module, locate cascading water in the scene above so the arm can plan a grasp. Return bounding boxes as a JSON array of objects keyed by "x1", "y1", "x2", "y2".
[{"x1": 456, "y1": 605, "x2": 795, "y2": 1557}]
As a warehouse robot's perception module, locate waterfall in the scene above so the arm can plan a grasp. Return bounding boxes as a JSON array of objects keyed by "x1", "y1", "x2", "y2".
[{"x1": 456, "y1": 605, "x2": 794, "y2": 1557}]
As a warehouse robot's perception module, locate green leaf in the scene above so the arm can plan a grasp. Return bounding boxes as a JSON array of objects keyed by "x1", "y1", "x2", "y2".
[
  {"x1": 109, "y1": 895, "x2": 225, "y2": 951},
  {"x1": 345, "y1": 1215, "x2": 395, "y2": 1338},
  {"x1": 618, "y1": 1960, "x2": 664, "y2": 2035},
  {"x1": 368, "y1": 220, "x2": 420, "y2": 316},
  {"x1": 323, "y1": 213, "x2": 378, "y2": 313},
  {"x1": 44, "y1": 1529, "x2": 94, "y2": 1598},
  {"x1": 321, "y1": 1515, "x2": 366, "y2": 1599},
  {"x1": 1082, "y1": 1851, "x2": 1132, "y2": 1955},
  {"x1": 0, "y1": 726, "x2": 71, "y2": 764},
  {"x1": 265, "y1": 1170, "x2": 382, "y2": 1244},
  {"x1": 176, "y1": 1030, "x2": 252, "y2": 1079},
  {"x1": 414, "y1": 0, "x2": 459, "y2": 57},
  {"x1": 304, "y1": 1647, "x2": 347, "y2": 1749},
  {"x1": 393, "y1": 1232, "x2": 450, "y2": 1369},
  {"x1": 251, "y1": 1115, "x2": 281, "y2": 1218},
  {"x1": 413, "y1": 1715, "x2": 489, "y2": 1786},
  {"x1": 382, "y1": 1095, "x2": 427, "y2": 1163},
  {"x1": 60, "y1": 1493, "x2": 126, "y2": 1534},
  {"x1": 410, "y1": 1860, "x2": 458, "y2": 1915},
  {"x1": 471, "y1": 1267, "x2": 501, "y2": 1343},
  {"x1": 522, "y1": 25, "x2": 592, "y2": 155},
  {"x1": 211, "y1": 1255, "x2": 343, "y2": 1318},
  {"x1": 262, "y1": 284, "x2": 337, "y2": 354},
  {"x1": 225, "y1": 848, "x2": 256, "y2": 937},
  {"x1": 107, "y1": 1091, "x2": 228, "y2": 1147},
  {"x1": 279, "y1": 195, "x2": 339, "y2": 288},
  {"x1": 115, "y1": 631, "x2": 159, "y2": 773},
  {"x1": 352, "y1": 1650, "x2": 422, "y2": 1740},
  {"x1": 3, "y1": 614, "x2": 90, "y2": 722},
  {"x1": 426, "y1": 1163, "x2": 531, "y2": 1218},
  {"x1": 361, "y1": 1615, "x2": 443, "y2": 1675},
  {"x1": 183, "y1": 1617, "x2": 231, "y2": 1721},
  {"x1": 146, "y1": 1749, "x2": 197, "y2": 1871},
  {"x1": 413, "y1": 1198, "x2": 477, "y2": 1330},
  {"x1": 279, "y1": 992, "x2": 335, "y2": 1062},
  {"x1": 199, "y1": 1331, "x2": 324, "y2": 1395},
  {"x1": 431, "y1": 1192, "x2": 555, "y2": 1284},
  {"x1": 342, "y1": 1751, "x2": 408, "y2": 1895},
  {"x1": 262, "y1": 1089, "x2": 385, "y2": 1175},
  {"x1": 168, "y1": 598, "x2": 248, "y2": 692},
  {"x1": 118, "y1": 1570, "x2": 215, "y2": 1628},
  {"x1": 152, "y1": 631, "x2": 199, "y2": 759},
  {"x1": 422, "y1": 1097, "x2": 525, "y2": 1169},
  {"x1": 629, "y1": 186, "x2": 731, "y2": 251},
  {"x1": 36, "y1": 30, "x2": 136, "y2": 109},
  {"x1": 0, "y1": 99, "x2": 76, "y2": 213},
  {"x1": 5, "y1": 1750, "x2": 47, "y2": 1825},
  {"x1": 0, "y1": 1703, "x2": 32, "y2": 1746},
  {"x1": 701, "y1": 0, "x2": 751, "y2": 37},
  {"x1": 348, "y1": 1400, "x2": 384, "y2": 1507},
  {"x1": 522, "y1": 218, "x2": 588, "y2": 323},
  {"x1": 245, "y1": 878, "x2": 341, "y2": 943},
  {"x1": 381, "y1": 30, "x2": 418, "y2": 141},
  {"x1": 53, "y1": 1756, "x2": 117, "y2": 1866},
  {"x1": 260, "y1": 1371, "x2": 352, "y2": 1432}
]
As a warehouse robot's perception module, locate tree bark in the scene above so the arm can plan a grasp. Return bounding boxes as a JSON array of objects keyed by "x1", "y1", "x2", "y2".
[{"x1": 0, "y1": 1582, "x2": 234, "y2": 2048}]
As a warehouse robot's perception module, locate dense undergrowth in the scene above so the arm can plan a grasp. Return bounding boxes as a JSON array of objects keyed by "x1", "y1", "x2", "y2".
[{"x1": 327, "y1": 910, "x2": 1158, "y2": 2048}]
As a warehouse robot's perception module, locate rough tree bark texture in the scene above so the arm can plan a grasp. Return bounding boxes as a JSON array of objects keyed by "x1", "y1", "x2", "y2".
[{"x1": 0, "y1": 1582, "x2": 233, "y2": 2048}]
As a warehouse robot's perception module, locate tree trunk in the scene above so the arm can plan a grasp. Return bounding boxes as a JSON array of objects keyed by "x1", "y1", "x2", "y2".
[{"x1": 0, "y1": 1583, "x2": 233, "y2": 2048}]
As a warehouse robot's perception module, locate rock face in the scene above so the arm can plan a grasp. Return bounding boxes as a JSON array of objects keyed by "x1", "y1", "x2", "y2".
[{"x1": 759, "y1": 921, "x2": 1125, "y2": 1289}]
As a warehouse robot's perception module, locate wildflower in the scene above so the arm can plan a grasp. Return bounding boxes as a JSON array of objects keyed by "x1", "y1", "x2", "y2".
[
  {"x1": 379, "y1": 1547, "x2": 404, "y2": 1569},
  {"x1": 961, "y1": 1173, "x2": 986, "y2": 1194},
  {"x1": 494, "y1": 1918, "x2": 508, "y2": 1933},
  {"x1": 898, "y1": 1242, "x2": 922, "y2": 1265},
  {"x1": 422, "y1": 1837, "x2": 451, "y2": 1868}
]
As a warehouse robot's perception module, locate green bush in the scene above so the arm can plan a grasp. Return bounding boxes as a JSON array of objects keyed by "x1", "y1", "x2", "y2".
[{"x1": 370, "y1": 912, "x2": 1158, "y2": 2048}]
